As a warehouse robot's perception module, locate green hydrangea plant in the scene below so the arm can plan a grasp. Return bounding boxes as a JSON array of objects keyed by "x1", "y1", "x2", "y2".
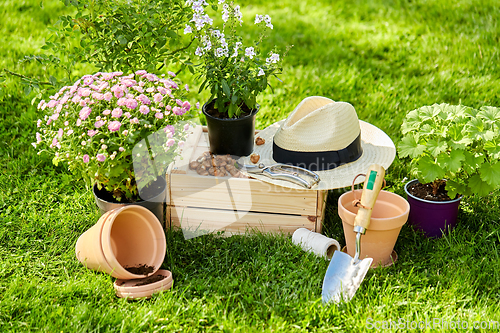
[{"x1": 398, "y1": 103, "x2": 500, "y2": 199}]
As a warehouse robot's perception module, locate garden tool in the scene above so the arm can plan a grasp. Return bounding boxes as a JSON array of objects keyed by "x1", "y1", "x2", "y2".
[
  {"x1": 236, "y1": 161, "x2": 320, "y2": 189},
  {"x1": 322, "y1": 164, "x2": 385, "y2": 303}
]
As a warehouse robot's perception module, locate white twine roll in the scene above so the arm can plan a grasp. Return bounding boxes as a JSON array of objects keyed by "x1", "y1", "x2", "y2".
[{"x1": 292, "y1": 228, "x2": 341, "y2": 259}]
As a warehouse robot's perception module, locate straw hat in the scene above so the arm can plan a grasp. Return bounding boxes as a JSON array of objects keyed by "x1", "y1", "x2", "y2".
[{"x1": 239, "y1": 96, "x2": 396, "y2": 190}]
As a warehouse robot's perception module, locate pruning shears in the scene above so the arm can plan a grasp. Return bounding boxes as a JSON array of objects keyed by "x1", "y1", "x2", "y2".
[{"x1": 236, "y1": 161, "x2": 320, "y2": 189}]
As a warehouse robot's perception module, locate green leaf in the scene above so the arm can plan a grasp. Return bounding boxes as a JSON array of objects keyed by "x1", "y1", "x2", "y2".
[
  {"x1": 467, "y1": 174, "x2": 494, "y2": 196},
  {"x1": 397, "y1": 134, "x2": 425, "y2": 158},
  {"x1": 221, "y1": 79, "x2": 230, "y2": 97},
  {"x1": 117, "y1": 35, "x2": 128, "y2": 45},
  {"x1": 484, "y1": 140, "x2": 500, "y2": 159},
  {"x1": 445, "y1": 179, "x2": 467, "y2": 199},
  {"x1": 479, "y1": 162, "x2": 500, "y2": 187},
  {"x1": 478, "y1": 106, "x2": 500, "y2": 123},
  {"x1": 417, "y1": 156, "x2": 445, "y2": 183},
  {"x1": 463, "y1": 151, "x2": 485, "y2": 173},
  {"x1": 418, "y1": 105, "x2": 441, "y2": 121},
  {"x1": 436, "y1": 150, "x2": 464, "y2": 173},
  {"x1": 426, "y1": 138, "x2": 448, "y2": 157}
]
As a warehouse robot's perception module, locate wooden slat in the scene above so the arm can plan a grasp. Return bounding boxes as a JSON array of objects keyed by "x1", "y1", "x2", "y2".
[
  {"x1": 170, "y1": 206, "x2": 316, "y2": 235},
  {"x1": 315, "y1": 190, "x2": 328, "y2": 233},
  {"x1": 170, "y1": 173, "x2": 318, "y2": 215}
]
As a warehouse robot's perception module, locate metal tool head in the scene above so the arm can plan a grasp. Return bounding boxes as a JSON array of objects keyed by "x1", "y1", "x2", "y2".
[
  {"x1": 235, "y1": 161, "x2": 320, "y2": 189},
  {"x1": 322, "y1": 250, "x2": 373, "y2": 304}
]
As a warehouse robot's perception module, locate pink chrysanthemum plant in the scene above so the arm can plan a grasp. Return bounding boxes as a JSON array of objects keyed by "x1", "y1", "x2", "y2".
[
  {"x1": 184, "y1": 0, "x2": 287, "y2": 118},
  {"x1": 34, "y1": 70, "x2": 199, "y2": 202}
]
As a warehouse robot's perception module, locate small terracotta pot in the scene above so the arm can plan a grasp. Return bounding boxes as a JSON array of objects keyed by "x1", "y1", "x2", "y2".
[
  {"x1": 75, "y1": 205, "x2": 166, "y2": 279},
  {"x1": 338, "y1": 190, "x2": 410, "y2": 267},
  {"x1": 114, "y1": 269, "x2": 173, "y2": 299}
]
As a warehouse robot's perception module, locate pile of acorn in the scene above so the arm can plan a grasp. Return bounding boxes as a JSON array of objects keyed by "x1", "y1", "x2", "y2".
[{"x1": 189, "y1": 151, "x2": 248, "y2": 177}]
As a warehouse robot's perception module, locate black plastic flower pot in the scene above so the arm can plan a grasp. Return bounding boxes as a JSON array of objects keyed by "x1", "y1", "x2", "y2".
[{"x1": 202, "y1": 100, "x2": 259, "y2": 156}]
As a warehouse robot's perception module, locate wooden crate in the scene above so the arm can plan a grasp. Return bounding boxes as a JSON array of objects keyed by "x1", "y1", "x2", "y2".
[{"x1": 166, "y1": 125, "x2": 327, "y2": 235}]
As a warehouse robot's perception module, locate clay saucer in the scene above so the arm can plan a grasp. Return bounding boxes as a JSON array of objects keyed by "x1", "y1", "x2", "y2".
[{"x1": 113, "y1": 269, "x2": 173, "y2": 299}]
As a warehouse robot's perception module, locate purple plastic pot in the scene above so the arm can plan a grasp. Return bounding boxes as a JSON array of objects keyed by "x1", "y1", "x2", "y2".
[{"x1": 404, "y1": 179, "x2": 462, "y2": 238}]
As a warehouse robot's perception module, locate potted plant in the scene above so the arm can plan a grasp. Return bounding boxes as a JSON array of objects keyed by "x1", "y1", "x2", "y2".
[
  {"x1": 398, "y1": 103, "x2": 500, "y2": 237},
  {"x1": 183, "y1": 1, "x2": 285, "y2": 156},
  {"x1": 34, "y1": 70, "x2": 196, "y2": 222}
]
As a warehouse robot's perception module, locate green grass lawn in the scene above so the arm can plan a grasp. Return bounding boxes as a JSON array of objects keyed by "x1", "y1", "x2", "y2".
[{"x1": 1, "y1": 0, "x2": 500, "y2": 331}]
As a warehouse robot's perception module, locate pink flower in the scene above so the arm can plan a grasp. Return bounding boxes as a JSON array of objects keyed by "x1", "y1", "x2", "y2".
[
  {"x1": 72, "y1": 95, "x2": 81, "y2": 104},
  {"x1": 182, "y1": 101, "x2": 191, "y2": 111},
  {"x1": 155, "y1": 112, "x2": 164, "y2": 119},
  {"x1": 83, "y1": 76, "x2": 94, "y2": 85},
  {"x1": 47, "y1": 100, "x2": 58, "y2": 108},
  {"x1": 164, "y1": 125, "x2": 175, "y2": 135},
  {"x1": 135, "y1": 70, "x2": 147, "y2": 76},
  {"x1": 124, "y1": 112, "x2": 131, "y2": 119},
  {"x1": 111, "y1": 108, "x2": 123, "y2": 118},
  {"x1": 184, "y1": 84, "x2": 189, "y2": 91},
  {"x1": 184, "y1": 123, "x2": 190, "y2": 131},
  {"x1": 76, "y1": 119, "x2": 82, "y2": 126},
  {"x1": 153, "y1": 93, "x2": 163, "y2": 103},
  {"x1": 168, "y1": 71, "x2": 176, "y2": 77},
  {"x1": 60, "y1": 95, "x2": 69, "y2": 105},
  {"x1": 114, "y1": 90, "x2": 124, "y2": 99},
  {"x1": 37, "y1": 119, "x2": 42, "y2": 127},
  {"x1": 67, "y1": 129, "x2": 74, "y2": 135},
  {"x1": 178, "y1": 140, "x2": 185, "y2": 148},
  {"x1": 113, "y1": 71, "x2": 124, "y2": 77},
  {"x1": 125, "y1": 99, "x2": 138, "y2": 109},
  {"x1": 50, "y1": 113, "x2": 60, "y2": 121},
  {"x1": 83, "y1": 154, "x2": 90, "y2": 163},
  {"x1": 103, "y1": 92, "x2": 112, "y2": 101},
  {"x1": 70, "y1": 85, "x2": 78, "y2": 94},
  {"x1": 145, "y1": 73, "x2": 159, "y2": 82},
  {"x1": 79, "y1": 100, "x2": 87, "y2": 107},
  {"x1": 157, "y1": 86, "x2": 168, "y2": 95},
  {"x1": 146, "y1": 87, "x2": 155, "y2": 93},
  {"x1": 176, "y1": 99, "x2": 183, "y2": 107},
  {"x1": 166, "y1": 105, "x2": 172, "y2": 111},
  {"x1": 137, "y1": 94, "x2": 151, "y2": 105},
  {"x1": 122, "y1": 130, "x2": 129, "y2": 136},
  {"x1": 88, "y1": 129, "x2": 97, "y2": 137},
  {"x1": 139, "y1": 105, "x2": 150, "y2": 115},
  {"x1": 51, "y1": 137, "x2": 58, "y2": 148},
  {"x1": 121, "y1": 79, "x2": 137, "y2": 87},
  {"x1": 98, "y1": 82, "x2": 109, "y2": 91},
  {"x1": 166, "y1": 138, "x2": 175, "y2": 146},
  {"x1": 119, "y1": 147, "x2": 125, "y2": 152},
  {"x1": 58, "y1": 128, "x2": 64, "y2": 138},
  {"x1": 96, "y1": 154, "x2": 106, "y2": 162},
  {"x1": 108, "y1": 121, "x2": 121, "y2": 132},
  {"x1": 117, "y1": 98, "x2": 127, "y2": 106},
  {"x1": 130, "y1": 117, "x2": 139, "y2": 124},
  {"x1": 103, "y1": 109, "x2": 111, "y2": 115},
  {"x1": 173, "y1": 106, "x2": 185, "y2": 115},
  {"x1": 78, "y1": 88, "x2": 91, "y2": 97},
  {"x1": 79, "y1": 107, "x2": 92, "y2": 120},
  {"x1": 92, "y1": 92, "x2": 104, "y2": 100},
  {"x1": 132, "y1": 86, "x2": 144, "y2": 93},
  {"x1": 102, "y1": 73, "x2": 114, "y2": 80}
]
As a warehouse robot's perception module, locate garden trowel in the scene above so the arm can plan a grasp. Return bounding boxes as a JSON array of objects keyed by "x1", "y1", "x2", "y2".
[{"x1": 322, "y1": 164, "x2": 385, "y2": 303}]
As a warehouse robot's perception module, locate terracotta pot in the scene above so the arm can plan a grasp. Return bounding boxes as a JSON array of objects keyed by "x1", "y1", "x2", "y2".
[
  {"x1": 404, "y1": 179, "x2": 462, "y2": 238},
  {"x1": 113, "y1": 269, "x2": 173, "y2": 299},
  {"x1": 338, "y1": 189, "x2": 410, "y2": 267},
  {"x1": 202, "y1": 99, "x2": 259, "y2": 156},
  {"x1": 75, "y1": 205, "x2": 166, "y2": 279},
  {"x1": 93, "y1": 176, "x2": 166, "y2": 225}
]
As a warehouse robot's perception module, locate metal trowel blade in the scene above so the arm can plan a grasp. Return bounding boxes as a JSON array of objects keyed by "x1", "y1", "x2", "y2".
[{"x1": 322, "y1": 250, "x2": 373, "y2": 304}]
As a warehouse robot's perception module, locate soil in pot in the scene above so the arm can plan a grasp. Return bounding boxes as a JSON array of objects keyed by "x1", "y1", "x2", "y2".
[
  {"x1": 407, "y1": 181, "x2": 456, "y2": 202},
  {"x1": 95, "y1": 177, "x2": 165, "y2": 204},
  {"x1": 133, "y1": 275, "x2": 167, "y2": 286},
  {"x1": 124, "y1": 264, "x2": 156, "y2": 275},
  {"x1": 204, "y1": 99, "x2": 253, "y2": 119}
]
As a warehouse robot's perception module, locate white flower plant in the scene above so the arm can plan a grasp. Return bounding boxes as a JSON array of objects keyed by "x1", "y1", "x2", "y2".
[
  {"x1": 34, "y1": 70, "x2": 198, "y2": 202},
  {"x1": 184, "y1": 0, "x2": 287, "y2": 118}
]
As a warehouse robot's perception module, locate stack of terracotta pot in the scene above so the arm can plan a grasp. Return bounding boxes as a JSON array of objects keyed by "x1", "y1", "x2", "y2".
[{"x1": 75, "y1": 205, "x2": 172, "y2": 299}]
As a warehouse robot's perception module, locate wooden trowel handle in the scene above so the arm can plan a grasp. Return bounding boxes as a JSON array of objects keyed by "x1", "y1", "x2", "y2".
[{"x1": 353, "y1": 164, "x2": 385, "y2": 231}]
